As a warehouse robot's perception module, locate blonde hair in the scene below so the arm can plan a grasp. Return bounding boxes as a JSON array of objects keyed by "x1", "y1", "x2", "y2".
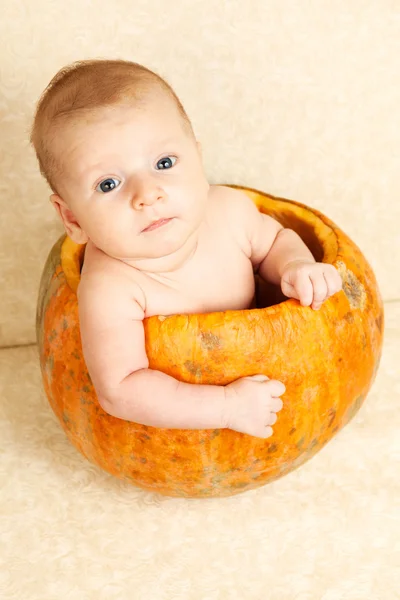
[{"x1": 30, "y1": 59, "x2": 193, "y2": 192}]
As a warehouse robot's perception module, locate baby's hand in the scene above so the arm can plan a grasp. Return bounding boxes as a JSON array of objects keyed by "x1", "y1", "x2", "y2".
[
  {"x1": 224, "y1": 375, "x2": 285, "y2": 439},
  {"x1": 281, "y1": 260, "x2": 342, "y2": 310}
]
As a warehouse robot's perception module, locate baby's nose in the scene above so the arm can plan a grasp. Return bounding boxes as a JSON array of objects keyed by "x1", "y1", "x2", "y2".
[{"x1": 131, "y1": 178, "x2": 164, "y2": 208}]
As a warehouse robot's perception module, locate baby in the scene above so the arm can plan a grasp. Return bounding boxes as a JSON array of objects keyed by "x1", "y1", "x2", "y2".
[{"x1": 31, "y1": 59, "x2": 342, "y2": 439}]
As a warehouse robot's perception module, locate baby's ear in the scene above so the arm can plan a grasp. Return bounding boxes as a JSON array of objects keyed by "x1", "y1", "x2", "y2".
[{"x1": 50, "y1": 194, "x2": 88, "y2": 244}]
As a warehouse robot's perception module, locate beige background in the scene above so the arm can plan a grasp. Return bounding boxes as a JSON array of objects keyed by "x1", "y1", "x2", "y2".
[
  {"x1": 1, "y1": 2, "x2": 399, "y2": 599},
  {"x1": 1, "y1": 0, "x2": 399, "y2": 346}
]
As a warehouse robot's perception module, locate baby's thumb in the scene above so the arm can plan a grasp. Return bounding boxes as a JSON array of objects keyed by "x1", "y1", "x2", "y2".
[{"x1": 246, "y1": 374, "x2": 270, "y2": 382}]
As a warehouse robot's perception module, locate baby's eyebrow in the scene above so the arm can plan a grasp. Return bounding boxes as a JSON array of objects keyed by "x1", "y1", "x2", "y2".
[
  {"x1": 79, "y1": 163, "x2": 110, "y2": 182},
  {"x1": 156, "y1": 137, "x2": 176, "y2": 145},
  {"x1": 64, "y1": 163, "x2": 110, "y2": 188},
  {"x1": 150, "y1": 137, "x2": 179, "y2": 151},
  {"x1": 75, "y1": 138, "x2": 181, "y2": 182}
]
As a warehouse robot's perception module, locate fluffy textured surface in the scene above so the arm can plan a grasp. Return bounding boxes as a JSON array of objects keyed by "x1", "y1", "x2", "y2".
[
  {"x1": 1, "y1": 302, "x2": 399, "y2": 599},
  {"x1": 1, "y1": 0, "x2": 400, "y2": 345}
]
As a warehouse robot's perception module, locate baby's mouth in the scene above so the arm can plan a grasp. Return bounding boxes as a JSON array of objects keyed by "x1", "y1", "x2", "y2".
[{"x1": 141, "y1": 218, "x2": 173, "y2": 233}]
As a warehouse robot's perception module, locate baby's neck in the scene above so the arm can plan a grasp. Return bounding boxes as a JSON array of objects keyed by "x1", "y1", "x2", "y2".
[{"x1": 123, "y1": 231, "x2": 199, "y2": 275}]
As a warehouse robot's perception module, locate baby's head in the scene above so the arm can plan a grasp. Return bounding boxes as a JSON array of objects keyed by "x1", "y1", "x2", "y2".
[{"x1": 31, "y1": 59, "x2": 209, "y2": 263}]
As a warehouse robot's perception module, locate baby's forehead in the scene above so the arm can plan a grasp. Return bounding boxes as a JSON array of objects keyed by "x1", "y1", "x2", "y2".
[
  {"x1": 62, "y1": 96, "x2": 186, "y2": 140},
  {"x1": 51, "y1": 101, "x2": 189, "y2": 178}
]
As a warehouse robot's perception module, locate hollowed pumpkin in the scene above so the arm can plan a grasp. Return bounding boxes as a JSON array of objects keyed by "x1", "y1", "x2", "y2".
[{"x1": 36, "y1": 186, "x2": 384, "y2": 498}]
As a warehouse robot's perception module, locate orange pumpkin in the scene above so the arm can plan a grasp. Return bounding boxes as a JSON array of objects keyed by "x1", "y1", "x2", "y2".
[{"x1": 36, "y1": 186, "x2": 384, "y2": 498}]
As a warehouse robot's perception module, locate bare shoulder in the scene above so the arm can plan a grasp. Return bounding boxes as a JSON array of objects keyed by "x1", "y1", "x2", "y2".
[
  {"x1": 208, "y1": 184, "x2": 258, "y2": 219},
  {"x1": 76, "y1": 245, "x2": 148, "y2": 398},
  {"x1": 208, "y1": 185, "x2": 284, "y2": 266},
  {"x1": 78, "y1": 244, "x2": 146, "y2": 320},
  {"x1": 207, "y1": 185, "x2": 264, "y2": 250}
]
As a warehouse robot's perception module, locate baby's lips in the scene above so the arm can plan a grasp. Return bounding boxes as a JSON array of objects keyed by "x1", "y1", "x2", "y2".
[{"x1": 141, "y1": 217, "x2": 173, "y2": 232}]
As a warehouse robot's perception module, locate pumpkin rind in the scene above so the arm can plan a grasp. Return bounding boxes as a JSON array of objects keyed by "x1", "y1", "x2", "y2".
[{"x1": 36, "y1": 187, "x2": 384, "y2": 497}]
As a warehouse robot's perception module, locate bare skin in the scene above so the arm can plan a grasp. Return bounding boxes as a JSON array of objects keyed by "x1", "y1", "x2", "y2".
[
  {"x1": 81, "y1": 186, "x2": 258, "y2": 317},
  {"x1": 49, "y1": 93, "x2": 342, "y2": 438}
]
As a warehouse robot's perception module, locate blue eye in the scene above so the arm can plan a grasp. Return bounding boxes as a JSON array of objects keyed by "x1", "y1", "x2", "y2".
[
  {"x1": 96, "y1": 177, "x2": 121, "y2": 193},
  {"x1": 156, "y1": 156, "x2": 177, "y2": 170}
]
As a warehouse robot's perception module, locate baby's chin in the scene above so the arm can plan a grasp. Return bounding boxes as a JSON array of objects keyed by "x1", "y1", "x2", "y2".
[
  {"x1": 91, "y1": 235, "x2": 176, "y2": 259},
  {"x1": 111, "y1": 237, "x2": 198, "y2": 271},
  {"x1": 102, "y1": 241, "x2": 182, "y2": 260},
  {"x1": 92, "y1": 219, "x2": 200, "y2": 264}
]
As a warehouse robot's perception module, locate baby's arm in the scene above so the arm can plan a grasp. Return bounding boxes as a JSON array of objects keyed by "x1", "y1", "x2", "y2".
[
  {"x1": 77, "y1": 274, "x2": 283, "y2": 436},
  {"x1": 227, "y1": 192, "x2": 314, "y2": 282},
  {"x1": 78, "y1": 275, "x2": 226, "y2": 428},
  {"x1": 225, "y1": 188, "x2": 342, "y2": 308}
]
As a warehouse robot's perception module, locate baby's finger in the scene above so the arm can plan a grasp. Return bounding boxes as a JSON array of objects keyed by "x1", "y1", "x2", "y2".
[
  {"x1": 310, "y1": 272, "x2": 328, "y2": 305},
  {"x1": 311, "y1": 299, "x2": 324, "y2": 311},
  {"x1": 265, "y1": 380, "x2": 286, "y2": 397},
  {"x1": 262, "y1": 426, "x2": 273, "y2": 439},
  {"x1": 247, "y1": 374, "x2": 270, "y2": 382},
  {"x1": 267, "y1": 412, "x2": 278, "y2": 426},
  {"x1": 294, "y1": 272, "x2": 314, "y2": 306},
  {"x1": 324, "y1": 268, "x2": 343, "y2": 296},
  {"x1": 270, "y1": 397, "x2": 284, "y2": 412},
  {"x1": 280, "y1": 280, "x2": 299, "y2": 301}
]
